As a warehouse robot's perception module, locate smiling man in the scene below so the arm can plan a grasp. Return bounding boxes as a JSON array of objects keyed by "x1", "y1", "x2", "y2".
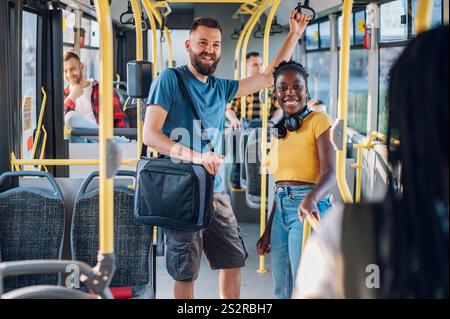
[
  {"x1": 143, "y1": 12, "x2": 309, "y2": 299},
  {"x1": 63, "y1": 51, "x2": 128, "y2": 130}
]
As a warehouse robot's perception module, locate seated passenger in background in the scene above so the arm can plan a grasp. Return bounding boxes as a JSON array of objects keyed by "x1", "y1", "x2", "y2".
[
  {"x1": 63, "y1": 51, "x2": 129, "y2": 129},
  {"x1": 293, "y1": 25, "x2": 449, "y2": 299},
  {"x1": 257, "y1": 60, "x2": 336, "y2": 299},
  {"x1": 226, "y1": 52, "x2": 283, "y2": 129},
  {"x1": 307, "y1": 98, "x2": 327, "y2": 113}
]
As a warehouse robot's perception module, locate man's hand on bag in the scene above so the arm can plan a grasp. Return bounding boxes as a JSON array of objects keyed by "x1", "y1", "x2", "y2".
[{"x1": 193, "y1": 151, "x2": 224, "y2": 175}]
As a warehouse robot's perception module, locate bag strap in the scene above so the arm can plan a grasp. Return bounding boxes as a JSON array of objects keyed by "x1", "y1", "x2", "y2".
[{"x1": 171, "y1": 68, "x2": 214, "y2": 153}]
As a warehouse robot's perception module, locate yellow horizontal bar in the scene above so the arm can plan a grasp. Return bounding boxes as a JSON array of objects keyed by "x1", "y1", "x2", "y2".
[
  {"x1": 165, "y1": 0, "x2": 257, "y2": 3},
  {"x1": 305, "y1": 214, "x2": 320, "y2": 232},
  {"x1": 11, "y1": 158, "x2": 140, "y2": 167}
]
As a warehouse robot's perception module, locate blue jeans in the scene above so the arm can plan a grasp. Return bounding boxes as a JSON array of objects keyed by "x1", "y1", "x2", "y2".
[{"x1": 270, "y1": 185, "x2": 333, "y2": 299}]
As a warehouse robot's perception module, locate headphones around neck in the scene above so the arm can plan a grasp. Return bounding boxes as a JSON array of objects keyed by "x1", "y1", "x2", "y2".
[{"x1": 273, "y1": 106, "x2": 312, "y2": 139}]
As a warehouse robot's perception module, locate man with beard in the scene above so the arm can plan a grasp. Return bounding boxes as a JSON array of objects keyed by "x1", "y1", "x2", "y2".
[
  {"x1": 63, "y1": 51, "x2": 128, "y2": 130},
  {"x1": 143, "y1": 12, "x2": 309, "y2": 299}
]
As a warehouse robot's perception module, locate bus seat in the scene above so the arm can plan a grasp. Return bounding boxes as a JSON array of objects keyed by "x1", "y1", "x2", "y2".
[
  {"x1": 71, "y1": 170, "x2": 154, "y2": 299},
  {"x1": 244, "y1": 129, "x2": 263, "y2": 209},
  {"x1": 0, "y1": 171, "x2": 65, "y2": 292}
]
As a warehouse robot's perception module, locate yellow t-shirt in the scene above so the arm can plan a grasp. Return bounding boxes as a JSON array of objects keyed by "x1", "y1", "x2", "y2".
[{"x1": 267, "y1": 112, "x2": 333, "y2": 184}]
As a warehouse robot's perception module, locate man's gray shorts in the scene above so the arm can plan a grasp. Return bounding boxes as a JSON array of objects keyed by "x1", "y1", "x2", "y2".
[{"x1": 164, "y1": 192, "x2": 248, "y2": 282}]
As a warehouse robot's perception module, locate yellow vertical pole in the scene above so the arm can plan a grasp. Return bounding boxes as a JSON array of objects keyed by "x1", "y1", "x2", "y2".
[
  {"x1": 335, "y1": 0, "x2": 354, "y2": 204},
  {"x1": 30, "y1": 87, "x2": 47, "y2": 161},
  {"x1": 415, "y1": 0, "x2": 433, "y2": 34},
  {"x1": 94, "y1": 0, "x2": 114, "y2": 254},
  {"x1": 234, "y1": 11, "x2": 257, "y2": 81},
  {"x1": 240, "y1": 2, "x2": 269, "y2": 119},
  {"x1": 131, "y1": 0, "x2": 144, "y2": 158},
  {"x1": 354, "y1": 148, "x2": 362, "y2": 202},
  {"x1": 142, "y1": 1, "x2": 159, "y2": 79},
  {"x1": 258, "y1": 0, "x2": 281, "y2": 274},
  {"x1": 164, "y1": 27, "x2": 174, "y2": 68},
  {"x1": 301, "y1": 221, "x2": 311, "y2": 253}
]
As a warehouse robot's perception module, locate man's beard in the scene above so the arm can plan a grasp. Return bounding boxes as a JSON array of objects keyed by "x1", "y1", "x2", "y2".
[{"x1": 190, "y1": 51, "x2": 220, "y2": 76}]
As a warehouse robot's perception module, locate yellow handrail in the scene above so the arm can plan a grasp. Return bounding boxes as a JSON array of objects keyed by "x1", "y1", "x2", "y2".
[
  {"x1": 11, "y1": 158, "x2": 140, "y2": 167},
  {"x1": 351, "y1": 131, "x2": 400, "y2": 202},
  {"x1": 166, "y1": 0, "x2": 257, "y2": 3},
  {"x1": 334, "y1": 0, "x2": 354, "y2": 204},
  {"x1": 258, "y1": 0, "x2": 281, "y2": 274},
  {"x1": 301, "y1": 214, "x2": 319, "y2": 253},
  {"x1": 233, "y1": 8, "x2": 258, "y2": 81},
  {"x1": 351, "y1": 131, "x2": 378, "y2": 202},
  {"x1": 240, "y1": 0, "x2": 271, "y2": 119},
  {"x1": 30, "y1": 87, "x2": 47, "y2": 162},
  {"x1": 415, "y1": 0, "x2": 433, "y2": 34},
  {"x1": 38, "y1": 126, "x2": 48, "y2": 172},
  {"x1": 94, "y1": 0, "x2": 115, "y2": 254},
  {"x1": 142, "y1": 1, "x2": 159, "y2": 79},
  {"x1": 131, "y1": 0, "x2": 144, "y2": 159},
  {"x1": 165, "y1": 26, "x2": 174, "y2": 68},
  {"x1": 142, "y1": 1, "x2": 173, "y2": 70}
]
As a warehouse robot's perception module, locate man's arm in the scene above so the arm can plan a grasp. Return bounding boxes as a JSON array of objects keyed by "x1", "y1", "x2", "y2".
[
  {"x1": 235, "y1": 11, "x2": 309, "y2": 98},
  {"x1": 64, "y1": 85, "x2": 83, "y2": 113},
  {"x1": 143, "y1": 105, "x2": 223, "y2": 174}
]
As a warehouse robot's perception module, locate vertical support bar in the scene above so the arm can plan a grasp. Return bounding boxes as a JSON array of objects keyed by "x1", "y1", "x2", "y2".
[
  {"x1": 415, "y1": 0, "x2": 433, "y2": 34},
  {"x1": 301, "y1": 221, "x2": 311, "y2": 253},
  {"x1": 335, "y1": 0, "x2": 353, "y2": 204},
  {"x1": 94, "y1": 0, "x2": 114, "y2": 254},
  {"x1": 234, "y1": 12, "x2": 256, "y2": 81},
  {"x1": 131, "y1": 0, "x2": 144, "y2": 158},
  {"x1": 354, "y1": 148, "x2": 362, "y2": 202},
  {"x1": 31, "y1": 87, "x2": 47, "y2": 161},
  {"x1": 240, "y1": 3, "x2": 268, "y2": 119},
  {"x1": 164, "y1": 27, "x2": 173, "y2": 68},
  {"x1": 258, "y1": 0, "x2": 281, "y2": 274},
  {"x1": 142, "y1": 1, "x2": 159, "y2": 79}
]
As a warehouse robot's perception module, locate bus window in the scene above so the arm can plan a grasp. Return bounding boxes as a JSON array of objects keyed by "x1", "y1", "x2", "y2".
[
  {"x1": 319, "y1": 20, "x2": 331, "y2": 48},
  {"x1": 306, "y1": 51, "x2": 331, "y2": 111},
  {"x1": 63, "y1": 9, "x2": 76, "y2": 45},
  {"x1": 305, "y1": 23, "x2": 319, "y2": 50},
  {"x1": 380, "y1": 0, "x2": 408, "y2": 42},
  {"x1": 354, "y1": 10, "x2": 366, "y2": 46},
  {"x1": 378, "y1": 46, "x2": 405, "y2": 135},
  {"x1": 21, "y1": 11, "x2": 38, "y2": 160},
  {"x1": 80, "y1": 16, "x2": 100, "y2": 81},
  {"x1": 347, "y1": 49, "x2": 369, "y2": 134}
]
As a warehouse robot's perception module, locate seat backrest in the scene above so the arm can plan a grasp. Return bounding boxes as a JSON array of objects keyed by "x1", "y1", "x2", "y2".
[
  {"x1": 0, "y1": 171, "x2": 65, "y2": 291},
  {"x1": 71, "y1": 171, "x2": 153, "y2": 297},
  {"x1": 245, "y1": 129, "x2": 262, "y2": 198}
]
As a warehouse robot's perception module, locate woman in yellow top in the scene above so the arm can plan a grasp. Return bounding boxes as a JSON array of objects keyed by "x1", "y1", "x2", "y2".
[{"x1": 257, "y1": 60, "x2": 336, "y2": 299}]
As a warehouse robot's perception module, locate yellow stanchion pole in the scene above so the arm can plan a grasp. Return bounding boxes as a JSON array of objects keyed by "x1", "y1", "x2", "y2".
[
  {"x1": 334, "y1": 0, "x2": 353, "y2": 204},
  {"x1": 234, "y1": 9, "x2": 257, "y2": 81},
  {"x1": 94, "y1": 0, "x2": 114, "y2": 254},
  {"x1": 415, "y1": 0, "x2": 433, "y2": 34},
  {"x1": 258, "y1": 0, "x2": 281, "y2": 274},
  {"x1": 240, "y1": 0, "x2": 271, "y2": 119},
  {"x1": 131, "y1": 0, "x2": 144, "y2": 159},
  {"x1": 30, "y1": 87, "x2": 47, "y2": 162}
]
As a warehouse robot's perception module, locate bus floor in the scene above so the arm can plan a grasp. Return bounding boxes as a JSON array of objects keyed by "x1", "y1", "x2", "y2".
[{"x1": 155, "y1": 222, "x2": 275, "y2": 299}]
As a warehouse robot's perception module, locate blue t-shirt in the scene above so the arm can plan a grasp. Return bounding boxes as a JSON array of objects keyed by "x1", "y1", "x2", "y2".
[{"x1": 147, "y1": 65, "x2": 239, "y2": 192}]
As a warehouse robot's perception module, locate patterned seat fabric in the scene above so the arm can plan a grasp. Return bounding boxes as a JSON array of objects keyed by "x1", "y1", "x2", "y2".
[
  {"x1": 71, "y1": 187, "x2": 153, "y2": 297},
  {"x1": 0, "y1": 189, "x2": 65, "y2": 291}
]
